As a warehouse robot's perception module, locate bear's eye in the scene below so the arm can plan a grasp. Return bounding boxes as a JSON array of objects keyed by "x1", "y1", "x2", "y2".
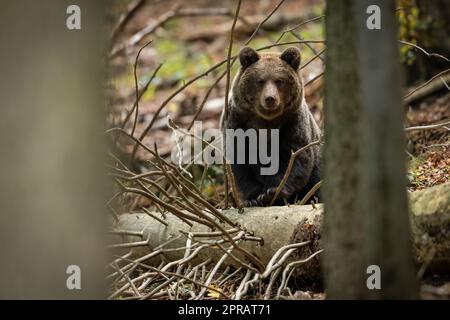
[
  {"x1": 275, "y1": 78, "x2": 285, "y2": 85},
  {"x1": 257, "y1": 79, "x2": 265, "y2": 85}
]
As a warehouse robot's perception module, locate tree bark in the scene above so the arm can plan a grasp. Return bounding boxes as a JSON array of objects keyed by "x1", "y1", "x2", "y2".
[
  {"x1": 323, "y1": 0, "x2": 418, "y2": 299},
  {"x1": 322, "y1": 0, "x2": 366, "y2": 298},
  {"x1": 0, "y1": 0, "x2": 107, "y2": 299}
]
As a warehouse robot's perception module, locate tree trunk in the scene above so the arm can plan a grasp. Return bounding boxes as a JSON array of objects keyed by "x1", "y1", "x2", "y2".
[
  {"x1": 323, "y1": 0, "x2": 418, "y2": 299},
  {"x1": 322, "y1": 0, "x2": 366, "y2": 298},
  {"x1": 0, "y1": 0, "x2": 107, "y2": 299},
  {"x1": 356, "y1": 0, "x2": 418, "y2": 299}
]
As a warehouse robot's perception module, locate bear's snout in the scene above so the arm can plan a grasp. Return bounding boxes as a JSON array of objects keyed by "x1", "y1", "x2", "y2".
[
  {"x1": 261, "y1": 80, "x2": 280, "y2": 110},
  {"x1": 265, "y1": 96, "x2": 276, "y2": 106}
]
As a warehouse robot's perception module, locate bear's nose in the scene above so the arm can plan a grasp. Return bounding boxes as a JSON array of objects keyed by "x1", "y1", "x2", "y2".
[{"x1": 265, "y1": 96, "x2": 276, "y2": 107}]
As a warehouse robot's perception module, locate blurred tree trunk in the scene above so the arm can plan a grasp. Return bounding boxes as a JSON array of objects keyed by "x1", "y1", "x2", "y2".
[
  {"x1": 0, "y1": 1, "x2": 107, "y2": 298},
  {"x1": 323, "y1": 0, "x2": 366, "y2": 298},
  {"x1": 323, "y1": 0, "x2": 418, "y2": 299}
]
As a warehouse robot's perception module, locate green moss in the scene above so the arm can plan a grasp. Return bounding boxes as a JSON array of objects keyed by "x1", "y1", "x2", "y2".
[
  {"x1": 154, "y1": 39, "x2": 215, "y2": 80},
  {"x1": 407, "y1": 153, "x2": 428, "y2": 188}
]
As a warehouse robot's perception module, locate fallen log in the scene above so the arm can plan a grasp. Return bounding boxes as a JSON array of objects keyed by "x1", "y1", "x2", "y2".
[
  {"x1": 112, "y1": 182, "x2": 450, "y2": 276},
  {"x1": 183, "y1": 12, "x2": 319, "y2": 42},
  {"x1": 404, "y1": 72, "x2": 450, "y2": 105},
  {"x1": 409, "y1": 182, "x2": 450, "y2": 273}
]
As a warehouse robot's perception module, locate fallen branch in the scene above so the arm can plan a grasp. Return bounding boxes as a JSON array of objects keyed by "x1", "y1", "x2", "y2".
[
  {"x1": 399, "y1": 40, "x2": 449, "y2": 63},
  {"x1": 269, "y1": 138, "x2": 323, "y2": 205},
  {"x1": 110, "y1": 0, "x2": 147, "y2": 43},
  {"x1": 405, "y1": 120, "x2": 450, "y2": 132},
  {"x1": 184, "y1": 11, "x2": 318, "y2": 42},
  {"x1": 109, "y1": 6, "x2": 255, "y2": 59},
  {"x1": 223, "y1": 0, "x2": 243, "y2": 209},
  {"x1": 404, "y1": 69, "x2": 450, "y2": 104}
]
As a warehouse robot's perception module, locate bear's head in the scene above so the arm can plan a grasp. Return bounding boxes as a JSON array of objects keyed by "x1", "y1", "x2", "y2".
[{"x1": 234, "y1": 46, "x2": 303, "y2": 121}]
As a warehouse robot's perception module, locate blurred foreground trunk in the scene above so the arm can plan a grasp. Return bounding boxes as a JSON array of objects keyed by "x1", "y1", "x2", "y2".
[
  {"x1": 0, "y1": 1, "x2": 107, "y2": 298},
  {"x1": 323, "y1": 0, "x2": 418, "y2": 299}
]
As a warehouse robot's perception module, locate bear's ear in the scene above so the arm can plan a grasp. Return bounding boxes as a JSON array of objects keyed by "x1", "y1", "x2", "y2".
[
  {"x1": 280, "y1": 47, "x2": 301, "y2": 70},
  {"x1": 239, "y1": 47, "x2": 260, "y2": 69}
]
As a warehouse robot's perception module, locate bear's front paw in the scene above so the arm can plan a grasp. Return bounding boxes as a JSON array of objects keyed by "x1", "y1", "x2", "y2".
[
  {"x1": 243, "y1": 198, "x2": 262, "y2": 207},
  {"x1": 244, "y1": 187, "x2": 291, "y2": 207},
  {"x1": 243, "y1": 192, "x2": 271, "y2": 207}
]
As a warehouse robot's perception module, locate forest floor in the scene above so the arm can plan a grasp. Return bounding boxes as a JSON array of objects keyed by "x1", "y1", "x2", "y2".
[
  {"x1": 107, "y1": 0, "x2": 449, "y2": 299},
  {"x1": 406, "y1": 92, "x2": 450, "y2": 191}
]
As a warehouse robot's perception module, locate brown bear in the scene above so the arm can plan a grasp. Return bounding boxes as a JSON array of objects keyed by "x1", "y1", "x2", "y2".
[{"x1": 222, "y1": 46, "x2": 321, "y2": 207}]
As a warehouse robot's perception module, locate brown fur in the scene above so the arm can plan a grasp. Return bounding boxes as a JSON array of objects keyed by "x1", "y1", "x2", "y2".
[{"x1": 223, "y1": 47, "x2": 322, "y2": 206}]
